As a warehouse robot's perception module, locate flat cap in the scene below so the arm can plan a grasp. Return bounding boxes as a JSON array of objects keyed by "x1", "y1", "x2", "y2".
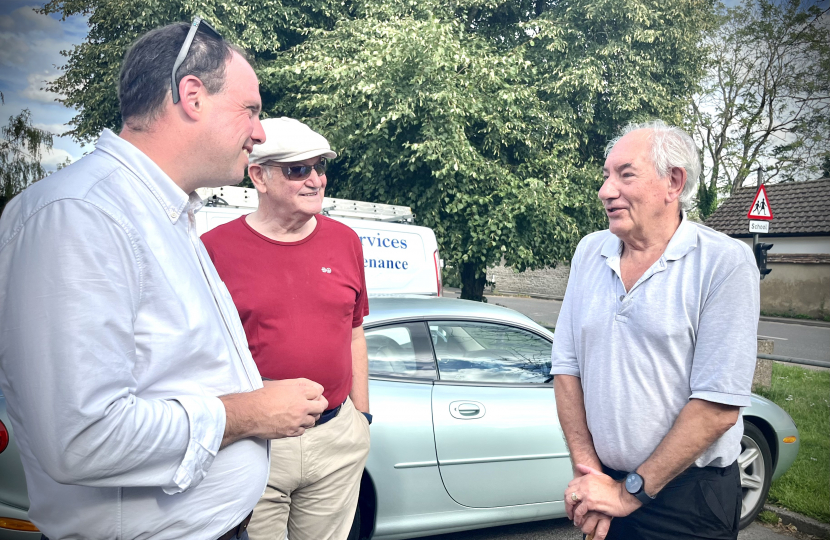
[{"x1": 249, "y1": 117, "x2": 337, "y2": 164}]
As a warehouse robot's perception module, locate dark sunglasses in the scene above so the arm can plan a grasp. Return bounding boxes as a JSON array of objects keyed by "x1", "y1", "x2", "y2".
[
  {"x1": 171, "y1": 17, "x2": 223, "y2": 104},
  {"x1": 261, "y1": 160, "x2": 327, "y2": 180}
]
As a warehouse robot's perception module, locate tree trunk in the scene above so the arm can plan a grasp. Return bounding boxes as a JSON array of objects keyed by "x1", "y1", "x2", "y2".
[
  {"x1": 460, "y1": 262, "x2": 487, "y2": 302},
  {"x1": 697, "y1": 176, "x2": 718, "y2": 220}
]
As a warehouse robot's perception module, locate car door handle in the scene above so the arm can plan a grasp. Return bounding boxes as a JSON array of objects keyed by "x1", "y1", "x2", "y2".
[
  {"x1": 449, "y1": 400, "x2": 486, "y2": 419},
  {"x1": 458, "y1": 404, "x2": 479, "y2": 415}
]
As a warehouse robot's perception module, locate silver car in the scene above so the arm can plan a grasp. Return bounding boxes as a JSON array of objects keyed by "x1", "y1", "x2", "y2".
[{"x1": 0, "y1": 297, "x2": 800, "y2": 539}]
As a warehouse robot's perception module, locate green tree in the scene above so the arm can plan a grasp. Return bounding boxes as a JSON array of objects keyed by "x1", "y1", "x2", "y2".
[
  {"x1": 42, "y1": 0, "x2": 714, "y2": 300},
  {"x1": 692, "y1": 0, "x2": 830, "y2": 211},
  {"x1": 696, "y1": 175, "x2": 719, "y2": 219},
  {"x1": 0, "y1": 105, "x2": 54, "y2": 216}
]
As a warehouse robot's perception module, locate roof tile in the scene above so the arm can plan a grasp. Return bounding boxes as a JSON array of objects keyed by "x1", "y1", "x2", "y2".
[{"x1": 704, "y1": 178, "x2": 830, "y2": 236}]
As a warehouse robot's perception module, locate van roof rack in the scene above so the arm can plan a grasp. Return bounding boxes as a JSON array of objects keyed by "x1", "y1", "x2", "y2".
[
  {"x1": 196, "y1": 186, "x2": 415, "y2": 223},
  {"x1": 196, "y1": 186, "x2": 258, "y2": 209},
  {"x1": 322, "y1": 198, "x2": 415, "y2": 223}
]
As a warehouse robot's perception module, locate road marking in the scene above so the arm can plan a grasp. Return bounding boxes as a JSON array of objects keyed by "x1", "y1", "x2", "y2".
[{"x1": 758, "y1": 335, "x2": 788, "y2": 341}]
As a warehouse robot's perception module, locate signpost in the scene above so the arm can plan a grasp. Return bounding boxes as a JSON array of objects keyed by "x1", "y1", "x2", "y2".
[
  {"x1": 749, "y1": 221, "x2": 769, "y2": 234},
  {"x1": 747, "y1": 183, "x2": 774, "y2": 279}
]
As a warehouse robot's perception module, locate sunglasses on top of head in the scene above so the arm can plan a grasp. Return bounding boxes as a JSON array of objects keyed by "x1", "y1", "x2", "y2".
[
  {"x1": 171, "y1": 17, "x2": 223, "y2": 104},
  {"x1": 260, "y1": 160, "x2": 327, "y2": 180}
]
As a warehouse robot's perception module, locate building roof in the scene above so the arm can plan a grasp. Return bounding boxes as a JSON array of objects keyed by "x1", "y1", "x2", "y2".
[{"x1": 705, "y1": 178, "x2": 830, "y2": 237}]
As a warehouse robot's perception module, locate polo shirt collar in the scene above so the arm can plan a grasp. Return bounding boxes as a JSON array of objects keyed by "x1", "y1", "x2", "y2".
[
  {"x1": 663, "y1": 212, "x2": 698, "y2": 261},
  {"x1": 95, "y1": 129, "x2": 193, "y2": 223},
  {"x1": 599, "y1": 211, "x2": 697, "y2": 262},
  {"x1": 600, "y1": 232, "x2": 623, "y2": 259}
]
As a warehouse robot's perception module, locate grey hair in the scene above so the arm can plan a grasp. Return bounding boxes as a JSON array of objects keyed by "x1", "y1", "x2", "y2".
[{"x1": 605, "y1": 120, "x2": 701, "y2": 211}]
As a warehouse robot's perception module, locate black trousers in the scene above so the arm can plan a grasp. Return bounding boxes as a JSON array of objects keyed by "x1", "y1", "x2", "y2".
[{"x1": 596, "y1": 462, "x2": 741, "y2": 540}]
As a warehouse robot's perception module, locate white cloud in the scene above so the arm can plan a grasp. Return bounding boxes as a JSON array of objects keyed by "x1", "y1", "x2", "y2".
[
  {"x1": 0, "y1": 6, "x2": 61, "y2": 34},
  {"x1": 21, "y1": 72, "x2": 62, "y2": 103},
  {"x1": 0, "y1": 33, "x2": 30, "y2": 66},
  {"x1": 40, "y1": 146, "x2": 74, "y2": 170},
  {"x1": 34, "y1": 122, "x2": 69, "y2": 135},
  {"x1": 0, "y1": 4, "x2": 89, "y2": 168}
]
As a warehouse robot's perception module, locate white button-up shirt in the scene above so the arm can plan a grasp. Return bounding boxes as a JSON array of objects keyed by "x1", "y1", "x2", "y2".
[{"x1": 0, "y1": 130, "x2": 268, "y2": 539}]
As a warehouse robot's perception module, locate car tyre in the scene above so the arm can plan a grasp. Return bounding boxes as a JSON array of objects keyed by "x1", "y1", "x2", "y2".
[
  {"x1": 346, "y1": 504, "x2": 361, "y2": 540},
  {"x1": 739, "y1": 422, "x2": 773, "y2": 529}
]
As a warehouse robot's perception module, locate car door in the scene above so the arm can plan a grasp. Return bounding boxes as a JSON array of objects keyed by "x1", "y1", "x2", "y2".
[
  {"x1": 429, "y1": 320, "x2": 572, "y2": 508},
  {"x1": 363, "y1": 322, "x2": 450, "y2": 523}
]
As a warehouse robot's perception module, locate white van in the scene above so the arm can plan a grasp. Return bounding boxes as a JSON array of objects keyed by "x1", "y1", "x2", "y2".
[{"x1": 194, "y1": 186, "x2": 443, "y2": 296}]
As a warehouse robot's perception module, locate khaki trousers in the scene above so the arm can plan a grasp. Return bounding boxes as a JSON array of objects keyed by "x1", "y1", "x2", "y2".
[{"x1": 248, "y1": 397, "x2": 371, "y2": 540}]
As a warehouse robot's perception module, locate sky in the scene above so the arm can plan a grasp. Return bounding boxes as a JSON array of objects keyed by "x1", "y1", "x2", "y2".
[{"x1": 0, "y1": 0, "x2": 91, "y2": 170}]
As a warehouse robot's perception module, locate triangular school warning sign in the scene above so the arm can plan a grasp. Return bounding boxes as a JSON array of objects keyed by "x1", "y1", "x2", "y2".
[{"x1": 747, "y1": 184, "x2": 774, "y2": 220}]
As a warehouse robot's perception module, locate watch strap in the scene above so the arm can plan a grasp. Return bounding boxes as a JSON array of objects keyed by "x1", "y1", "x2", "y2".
[
  {"x1": 625, "y1": 472, "x2": 655, "y2": 506},
  {"x1": 633, "y1": 487, "x2": 655, "y2": 505}
]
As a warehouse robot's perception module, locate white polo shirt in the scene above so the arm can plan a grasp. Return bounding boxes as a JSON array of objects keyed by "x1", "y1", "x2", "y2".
[{"x1": 551, "y1": 216, "x2": 760, "y2": 472}]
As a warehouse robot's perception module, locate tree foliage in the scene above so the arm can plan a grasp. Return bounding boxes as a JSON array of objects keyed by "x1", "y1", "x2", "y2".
[
  {"x1": 692, "y1": 0, "x2": 830, "y2": 219},
  {"x1": 42, "y1": 0, "x2": 714, "y2": 299},
  {"x1": 0, "y1": 106, "x2": 54, "y2": 216}
]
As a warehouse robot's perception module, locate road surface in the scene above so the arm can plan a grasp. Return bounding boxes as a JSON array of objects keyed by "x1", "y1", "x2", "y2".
[
  {"x1": 444, "y1": 291, "x2": 830, "y2": 363},
  {"x1": 414, "y1": 518, "x2": 798, "y2": 539}
]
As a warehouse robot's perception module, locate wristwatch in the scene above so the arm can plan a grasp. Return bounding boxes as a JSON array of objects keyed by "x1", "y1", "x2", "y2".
[{"x1": 624, "y1": 472, "x2": 655, "y2": 506}]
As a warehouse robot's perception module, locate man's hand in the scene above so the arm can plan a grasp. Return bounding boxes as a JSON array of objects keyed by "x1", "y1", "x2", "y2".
[
  {"x1": 220, "y1": 378, "x2": 328, "y2": 447},
  {"x1": 580, "y1": 511, "x2": 613, "y2": 540},
  {"x1": 566, "y1": 464, "x2": 641, "y2": 525}
]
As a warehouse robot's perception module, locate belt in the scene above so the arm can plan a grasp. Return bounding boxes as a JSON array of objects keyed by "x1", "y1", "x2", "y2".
[
  {"x1": 315, "y1": 400, "x2": 346, "y2": 427},
  {"x1": 217, "y1": 511, "x2": 253, "y2": 540},
  {"x1": 602, "y1": 462, "x2": 736, "y2": 483}
]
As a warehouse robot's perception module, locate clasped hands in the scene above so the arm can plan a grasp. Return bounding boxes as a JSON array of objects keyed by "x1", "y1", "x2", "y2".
[{"x1": 565, "y1": 464, "x2": 642, "y2": 540}]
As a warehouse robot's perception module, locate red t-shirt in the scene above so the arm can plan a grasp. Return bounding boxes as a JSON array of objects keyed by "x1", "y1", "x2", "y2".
[{"x1": 202, "y1": 215, "x2": 369, "y2": 406}]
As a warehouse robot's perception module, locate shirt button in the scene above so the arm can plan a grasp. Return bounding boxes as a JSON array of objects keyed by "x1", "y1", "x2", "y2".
[
  {"x1": 169, "y1": 210, "x2": 178, "y2": 219},
  {"x1": 619, "y1": 295, "x2": 625, "y2": 301}
]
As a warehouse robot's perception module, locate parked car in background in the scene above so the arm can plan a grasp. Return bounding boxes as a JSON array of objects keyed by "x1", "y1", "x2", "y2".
[{"x1": 0, "y1": 297, "x2": 800, "y2": 539}]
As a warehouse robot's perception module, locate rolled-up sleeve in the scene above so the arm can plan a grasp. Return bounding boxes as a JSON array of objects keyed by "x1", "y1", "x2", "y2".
[
  {"x1": 166, "y1": 395, "x2": 226, "y2": 494},
  {"x1": 550, "y1": 241, "x2": 583, "y2": 378},
  {"x1": 0, "y1": 200, "x2": 224, "y2": 491},
  {"x1": 689, "y1": 257, "x2": 760, "y2": 407}
]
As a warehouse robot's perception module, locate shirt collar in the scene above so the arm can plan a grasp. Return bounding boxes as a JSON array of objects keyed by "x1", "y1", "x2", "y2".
[
  {"x1": 600, "y1": 211, "x2": 697, "y2": 261},
  {"x1": 95, "y1": 129, "x2": 192, "y2": 223},
  {"x1": 600, "y1": 232, "x2": 623, "y2": 259},
  {"x1": 663, "y1": 211, "x2": 697, "y2": 261}
]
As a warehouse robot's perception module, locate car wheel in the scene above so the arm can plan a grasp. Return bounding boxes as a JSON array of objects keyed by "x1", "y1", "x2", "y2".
[
  {"x1": 739, "y1": 422, "x2": 773, "y2": 529},
  {"x1": 346, "y1": 504, "x2": 361, "y2": 540}
]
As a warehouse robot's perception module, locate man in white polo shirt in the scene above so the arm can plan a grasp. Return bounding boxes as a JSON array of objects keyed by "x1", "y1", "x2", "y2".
[{"x1": 551, "y1": 120, "x2": 759, "y2": 540}]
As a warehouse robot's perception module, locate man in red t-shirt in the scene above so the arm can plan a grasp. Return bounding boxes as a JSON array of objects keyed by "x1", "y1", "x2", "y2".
[{"x1": 201, "y1": 117, "x2": 370, "y2": 540}]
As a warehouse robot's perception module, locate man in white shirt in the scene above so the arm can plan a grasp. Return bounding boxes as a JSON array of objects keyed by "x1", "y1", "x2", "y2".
[
  {"x1": 551, "y1": 121, "x2": 759, "y2": 540},
  {"x1": 0, "y1": 19, "x2": 326, "y2": 540}
]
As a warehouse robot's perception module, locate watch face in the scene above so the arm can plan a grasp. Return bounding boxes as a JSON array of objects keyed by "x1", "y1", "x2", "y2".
[{"x1": 625, "y1": 473, "x2": 643, "y2": 494}]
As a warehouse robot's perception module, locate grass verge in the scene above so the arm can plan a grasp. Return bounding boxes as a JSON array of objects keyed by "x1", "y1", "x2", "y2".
[
  {"x1": 754, "y1": 363, "x2": 830, "y2": 523},
  {"x1": 758, "y1": 510, "x2": 779, "y2": 525}
]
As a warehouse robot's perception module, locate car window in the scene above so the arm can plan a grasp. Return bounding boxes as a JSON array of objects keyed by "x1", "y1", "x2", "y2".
[
  {"x1": 429, "y1": 321, "x2": 552, "y2": 383},
  {"x1": 366, "y1": 322, "x2": 436, "y2": 379}
]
